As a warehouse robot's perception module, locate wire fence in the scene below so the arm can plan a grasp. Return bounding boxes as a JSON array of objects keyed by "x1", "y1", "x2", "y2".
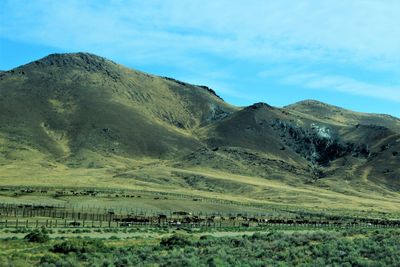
[
  {"x1": 0, "y1": 218, "x2": 398, "y2": 230},
  {"x1": 1, "y1": 201, "x2": 399, "y2": 230}
]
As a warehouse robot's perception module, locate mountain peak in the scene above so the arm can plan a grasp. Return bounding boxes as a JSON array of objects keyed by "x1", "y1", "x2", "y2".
[
  {"x1": 246, "y1": 102, "x2": 275, "y2": 110},
  {"x1": 286, "y1": 99, "x2": 333, "y2": 108},
  {"x1": 27, "y1": 52, "x2": 117, "y2": 71}
]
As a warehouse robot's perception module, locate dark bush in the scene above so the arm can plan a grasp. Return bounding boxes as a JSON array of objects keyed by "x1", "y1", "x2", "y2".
[
  {"x1": 39, "y1": 254, "x2": 79, "y2": 267},
  {"x1": 24, "y1": 229, "x2": 50, "y2": 243},
  {"x1": 199, "y1": 234, "x2": 215, "y2": 241},
  {"x1": 52, "y1": 239, "x2": 109, "y2": 254},
  {"x1": 160, "y1": 234, "x2": 192, "y2": 248}
]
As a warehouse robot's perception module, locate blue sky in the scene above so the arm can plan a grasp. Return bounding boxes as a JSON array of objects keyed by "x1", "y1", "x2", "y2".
[{"x1": 1, "y1": 0, "x2": 399, "y2": 118}]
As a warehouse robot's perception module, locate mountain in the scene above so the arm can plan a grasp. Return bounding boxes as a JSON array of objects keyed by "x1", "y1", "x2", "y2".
[
  {"x1": 0, "y1": 53, "x2": 235, "y2": 163},
  {"x1": 0, "y1": 53, "x2": 399, "y2": 211}
]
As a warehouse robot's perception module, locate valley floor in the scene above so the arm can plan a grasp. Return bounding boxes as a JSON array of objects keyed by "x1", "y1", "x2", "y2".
[
  {"x1": 1, "y1": 161, "x2": 400, "y2": 216},
  {"x1": 1, "y1": 160, "x2": 399, "y2": 266}
]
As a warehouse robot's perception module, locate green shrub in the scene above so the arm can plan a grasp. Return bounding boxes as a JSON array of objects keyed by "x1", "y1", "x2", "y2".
[
  {"x1": 199, "y1": 235, "x2": 214, "y2": 240},
  {"x1": 39, "y1": 254, "x2": 61, "y2": 265},
  {"x1": 52, "y1": 239, "x2": 109, "y2": 254},
  {"x1": 39, "y1": 254, "x2": 79, "y2": 267},
  {"x1": 160, "y1": 234, "x2": 192, "y2": 248},
  {"x1": 24, "y1": 229, "x2": 50, "y2": 243}
]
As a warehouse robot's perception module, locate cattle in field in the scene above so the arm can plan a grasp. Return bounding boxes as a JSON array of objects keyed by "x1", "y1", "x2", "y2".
[
  {"x1": 116, "y1": 216, "x2": 150, "y2": 223},
  {"x1": 172, "y1": 211, "x2": 192, "y2": 216},
  {"x1": 268, "y1": 219, "x2": 284, "y2": 224},
  {"x1": 69, "y1": 221, "x2": 81, "y2": 227},
  {"x1": 182, "y1": 216, "x2": 193, "y2": 223},
  {"x1": 191, "y1": 216, "x2": 203, "y2": 223},
  {"x1": 158, "y1": 214, "x2": 167, "y2": 220},
  {"x1": 169, "y1": 220, "x2": 181, "y2": 226}
]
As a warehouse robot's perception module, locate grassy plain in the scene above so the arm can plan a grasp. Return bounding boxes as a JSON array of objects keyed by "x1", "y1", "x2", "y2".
[{"x1": 1, "y1": 159, "x2": 400, "y2": 219}]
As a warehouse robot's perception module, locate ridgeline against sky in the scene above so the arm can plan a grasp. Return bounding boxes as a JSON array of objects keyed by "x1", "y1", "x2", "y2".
[{"x1": 0, "y1": 1, "x2": 399, "y2": 117}]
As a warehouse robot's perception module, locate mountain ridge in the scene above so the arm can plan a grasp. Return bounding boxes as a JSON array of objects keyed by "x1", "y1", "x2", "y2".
[{"x1": 3, "y1": 52, "x2": 399, "y2": 120}]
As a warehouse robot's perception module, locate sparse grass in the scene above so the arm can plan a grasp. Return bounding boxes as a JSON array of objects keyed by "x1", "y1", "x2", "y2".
[{"x1": 0, "y1": 162, "x2": 399, "y2": 216}]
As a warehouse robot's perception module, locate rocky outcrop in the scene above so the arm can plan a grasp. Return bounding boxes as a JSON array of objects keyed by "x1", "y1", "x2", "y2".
[{"x1": 271, "y1": 120, "x2": 370, "y2": 165}]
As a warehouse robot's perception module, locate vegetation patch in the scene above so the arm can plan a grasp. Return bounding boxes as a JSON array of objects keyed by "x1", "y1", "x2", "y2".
[
  {"x1": 52, "y1": 239, "x2": 108, "y2": 254},
  {"x1": 24, "y1": 229, "x2": 50, "y2": 243},
  {"x1": 0, "y1": 229, "x2": 398, "y2": 266}
]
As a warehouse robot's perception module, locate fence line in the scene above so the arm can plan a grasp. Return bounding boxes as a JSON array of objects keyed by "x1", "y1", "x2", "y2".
[
  {"x1": 0, "y1": 217, "x2": 399, "y2": 230},
  {"x1": 1, "y1": 202, "x2": 400, "y2": 229}
]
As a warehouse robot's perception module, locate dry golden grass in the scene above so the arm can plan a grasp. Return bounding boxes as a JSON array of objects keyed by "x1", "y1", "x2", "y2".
[{"x1": 1, "y1": 157, "x2": 399, "y2": 216}]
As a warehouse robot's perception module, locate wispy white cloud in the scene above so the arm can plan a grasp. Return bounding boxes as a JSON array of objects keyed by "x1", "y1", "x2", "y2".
[
  {"x1": 176, "y1": 71, "x2": 258, "y2": 102},
  {"x1": 1, "y1": 0, "x2": 400, "y2": 68},
  {"x1": 281, "y1": 73, "x2": 400, "y2": 102}
]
